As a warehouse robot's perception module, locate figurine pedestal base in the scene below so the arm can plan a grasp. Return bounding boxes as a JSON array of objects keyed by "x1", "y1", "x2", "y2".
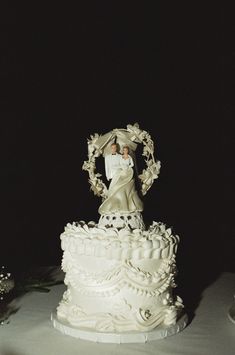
[{"x1": 51, "y1": 310, "x2": 188, "y2": 343}]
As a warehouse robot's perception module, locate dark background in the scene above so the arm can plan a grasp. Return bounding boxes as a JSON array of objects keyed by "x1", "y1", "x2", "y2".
[{"x1": 0, "y1": 3, "x2": 234, "y2": 313}]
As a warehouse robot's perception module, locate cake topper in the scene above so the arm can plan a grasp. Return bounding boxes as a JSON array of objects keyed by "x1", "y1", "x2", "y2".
[{"x1": 82, "y1": 123, "x2": 161, "y2": 211}]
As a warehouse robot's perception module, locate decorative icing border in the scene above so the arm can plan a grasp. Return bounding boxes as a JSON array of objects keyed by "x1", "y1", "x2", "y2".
[
  {"x1": 62, "y1": 258, "x2": 177, "y2": 297},
  {"x1": 60, "y1": 221, "x2": 180, "y2": 261}
]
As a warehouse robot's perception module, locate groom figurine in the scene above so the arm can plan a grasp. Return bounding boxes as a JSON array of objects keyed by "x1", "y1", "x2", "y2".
[{"x1": 104, "y1": 143, "x2": 121, "y2": 181}]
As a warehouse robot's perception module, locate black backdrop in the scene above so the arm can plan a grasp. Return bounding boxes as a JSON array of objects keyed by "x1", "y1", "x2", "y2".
[{"x1": 1, "y1": 3, "x2": 234, "y2": 311}]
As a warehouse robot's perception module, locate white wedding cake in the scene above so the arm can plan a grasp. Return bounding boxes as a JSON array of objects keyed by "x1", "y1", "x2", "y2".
[{"x1": 52, "y1": 124, "x2": 187, "y2": 343}]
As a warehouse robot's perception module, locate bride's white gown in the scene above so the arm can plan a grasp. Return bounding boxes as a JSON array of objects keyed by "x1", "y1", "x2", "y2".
[{"x1": 98, "y1": 155, "x2": 143, "y2": 214}]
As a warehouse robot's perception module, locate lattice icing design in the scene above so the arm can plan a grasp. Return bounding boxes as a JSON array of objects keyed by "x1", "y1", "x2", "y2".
[{"x1": 98, "y1": 211, "x2": 145, "y2": 230}]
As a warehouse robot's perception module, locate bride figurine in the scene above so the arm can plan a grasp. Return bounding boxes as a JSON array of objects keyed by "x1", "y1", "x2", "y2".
[{"x1": 98, "y1": 143, "x2": 143, "y2": 214}]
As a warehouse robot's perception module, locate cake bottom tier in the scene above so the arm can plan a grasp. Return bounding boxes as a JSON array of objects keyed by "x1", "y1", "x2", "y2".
[{"x1": 56, "y1": 256, "x2": 184, "y2": 333}]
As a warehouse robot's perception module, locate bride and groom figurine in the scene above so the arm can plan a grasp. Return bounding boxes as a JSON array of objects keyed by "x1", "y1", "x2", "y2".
[{"x1": 98, "y1": 142, "x2": 144, "y2": 215}]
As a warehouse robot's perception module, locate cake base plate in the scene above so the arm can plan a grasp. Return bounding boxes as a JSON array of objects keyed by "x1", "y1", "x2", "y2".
[{"x1": 51, "y1": 310, "x2": 188, "y2": 343}]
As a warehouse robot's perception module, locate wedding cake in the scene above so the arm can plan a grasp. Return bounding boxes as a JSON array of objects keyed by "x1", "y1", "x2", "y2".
[{"x1": 52, "y1": 123, "x2": 187, "y2": 343}]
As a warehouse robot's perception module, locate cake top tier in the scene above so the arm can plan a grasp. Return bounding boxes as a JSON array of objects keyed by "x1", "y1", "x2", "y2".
[{"x1": 60, "y1": 220, "x2": 179, "y2": 261}]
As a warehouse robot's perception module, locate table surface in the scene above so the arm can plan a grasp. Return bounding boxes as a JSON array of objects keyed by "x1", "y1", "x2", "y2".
[{"x1": 0, "y1": 271, "x2": 234, "y2": 355}]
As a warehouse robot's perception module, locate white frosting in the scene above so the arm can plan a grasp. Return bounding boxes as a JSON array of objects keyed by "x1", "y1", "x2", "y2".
[{"x1": 57, "y1": 220, "x2": 184, "y2": 332}]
